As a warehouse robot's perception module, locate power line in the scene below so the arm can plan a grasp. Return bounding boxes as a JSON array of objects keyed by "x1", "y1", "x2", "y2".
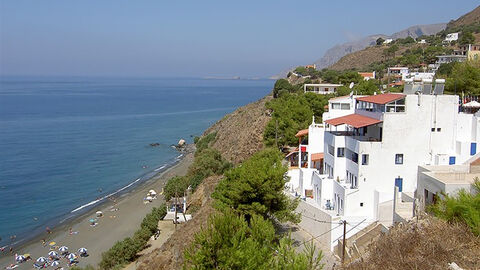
[
  {"x1": 295, "y1": 223, "x2": 343, "y2": 248},
  {"x1": 301, "y1": 213, "x2": 342, "y2": 224}
]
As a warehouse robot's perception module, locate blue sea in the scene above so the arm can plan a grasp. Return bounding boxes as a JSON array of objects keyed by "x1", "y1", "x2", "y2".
[{"x1": 0, "y1": 76, "x2": 272, "y2": 247}]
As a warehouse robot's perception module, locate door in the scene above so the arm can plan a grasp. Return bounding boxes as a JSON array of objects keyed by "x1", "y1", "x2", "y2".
[
  {"x1": 471, "y1": 142, "x2": 477, "y2": 156},
  {"x1": 395, "y1": 177, "x2": 403, "y2": 192}
]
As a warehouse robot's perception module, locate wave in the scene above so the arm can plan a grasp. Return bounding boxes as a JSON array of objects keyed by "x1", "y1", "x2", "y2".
[{"x1": 70, "y1": 177, "x2": 142, "y2": 213}]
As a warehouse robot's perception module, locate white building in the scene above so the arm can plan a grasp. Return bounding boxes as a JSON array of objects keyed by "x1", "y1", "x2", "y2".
[
  {"x1": 383, "y1": 39, "x2": 393, "y2": 44},
  {"x1": 287, "y1": 89, "x2": 480, "y2": 251},
  {"x1": 417, "y1": 155, "x2": 480, "y2": 211},
  {"x1": 358, "y1": 72, "x2": 375, "y2": 81},
  {"x1": 444, "y1": 32, "x2": 459, "y2": 43},
  {"x1": 304, "y1": 83, "x2": 343, "y2": 95}
]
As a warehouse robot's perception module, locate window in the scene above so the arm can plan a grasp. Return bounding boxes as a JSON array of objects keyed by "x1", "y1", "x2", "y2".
[
  {"x1": 328, "y1": 145, "x2": 335, "y2": 156},
  {"x1": 449, "y1": 156, "x2": 456, "y2": 165},
  {"x1": 337, "y1": 147, "x2": 345, "y2": 157},
  {"x1": 352, "y1": 152, "x2": 358, "y2": 163},
  {"x1": 362, "y1": 154, "x2": 369, "y2": 165},
  {"x1": 340, "y1": 103, "x2": 350, "y2": 110},
  {"x1": 332, "y1": 103, "x2": 341, "y2": 109},
  {"x1": 431, "y1": 128, "x2": 435, "y2": 132},
  {"x1": 360, "y1": 203, "x2": 363, "y2": 207},
  {"x1": 437, "y1": 128, "x2": 441, "y2": 132},
  {"x1": 385, "y1": 99, "x2": 406, "y2": 113},
  {"x1": 395, "y1": 154, "x2": 404, "y2": 164}
]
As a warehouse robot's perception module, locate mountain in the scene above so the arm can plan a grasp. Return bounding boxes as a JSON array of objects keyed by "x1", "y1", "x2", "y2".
[
  {"x1": 447, "y1": 5, "x2": 480, "y2": 29},
  {"x1": 313, "y1": 23, "x2": 446, "y2": 70}
]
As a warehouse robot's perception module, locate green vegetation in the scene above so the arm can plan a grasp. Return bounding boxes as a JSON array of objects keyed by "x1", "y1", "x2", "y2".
[
  {"x1": 213, "y1": 148, "x2": 300, "y2": 223},
  {"x1": 184, "y1": 212, "x2": 323, "y2": 270},
  {"x1": 459, "y1": 30, "x2": 475, "y2": 45},
  {"x1": 184, "y1": 149, "x2": 323, "y2": 269},
  {"x1": 164, "y1": 133, "x2": 231, "y2": 201},
  {"x1": 265, "y1": 77, "x2": 383, "y2": 147},
  {"x1": 273, "y1": 78, "x2": 302, "y2": 98},
  {"x1": 99, "y1": 205, "x2": 167, "y2": 270},
  {"x1": 429, "y1": 178, "x2": 480, "y2": 236},
  {"x1": 445, "y1": 60, "x2": 480, "y2": 95}
]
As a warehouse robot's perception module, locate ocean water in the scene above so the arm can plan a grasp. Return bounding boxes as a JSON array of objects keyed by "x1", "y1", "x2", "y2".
[{"x1": 0, "y1": 76, "x2": 272, "y2": 246}]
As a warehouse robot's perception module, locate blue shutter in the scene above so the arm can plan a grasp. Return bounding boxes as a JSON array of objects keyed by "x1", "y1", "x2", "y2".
[
  {"x1": 449, "y1": 156, "x2": 456, "y2": 165},
  {"x1": 471, "y1": 143, "x2": 477, "y2": 156},
  {"x1": 395, "y1": 178, "x2": 403, "y2": 192}
]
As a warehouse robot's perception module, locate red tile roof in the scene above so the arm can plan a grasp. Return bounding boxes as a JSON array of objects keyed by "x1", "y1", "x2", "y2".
[
  {"x1": 295, "y1": 129, "x2": 309, "y2": 138},
  {"x1": 325, "y1": 114, "x2": 382, "y2": 128},
  {"x1": 356, "y1": 93, "x2": 405, "y2": 105},
  {"x1": 311, "y1": 153, "x2": 324, "y2": 161},
  {"x1": 358, "y1": 72, "x2": 375, "y2": 78}
]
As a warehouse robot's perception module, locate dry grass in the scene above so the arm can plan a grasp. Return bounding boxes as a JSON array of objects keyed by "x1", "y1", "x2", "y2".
[{"x1": 345, "y1": 216, "x2": 480, "y2": 270}]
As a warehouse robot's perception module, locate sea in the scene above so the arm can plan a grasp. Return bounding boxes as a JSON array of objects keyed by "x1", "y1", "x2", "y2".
[{"x1": 0, "y1": 76, "x2": 273, "y2": 247}]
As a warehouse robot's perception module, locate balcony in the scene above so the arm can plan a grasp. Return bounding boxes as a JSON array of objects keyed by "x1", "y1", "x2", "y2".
[{"x1": 327, "y1": 131, "x2": 381, "y2": 142}]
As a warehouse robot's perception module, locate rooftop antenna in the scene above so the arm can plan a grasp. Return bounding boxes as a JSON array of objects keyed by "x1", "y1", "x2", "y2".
[{"x1": 349, "y1": 82, "x2": 355, "y2": 97}]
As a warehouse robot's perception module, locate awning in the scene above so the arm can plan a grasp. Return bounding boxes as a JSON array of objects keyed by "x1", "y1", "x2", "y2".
[
  {"x1": 285, "y1": 147, "x2": 299, "y2": 158},
  {"x1": 325, "y1": 114, "x2": 382, "y2": 128},
  {"x1": 311, "y1": 153, "x2": 324, "y2": 161},
  {"x1": 295, "y1": 129, "x2": 308, "y2": 138}
]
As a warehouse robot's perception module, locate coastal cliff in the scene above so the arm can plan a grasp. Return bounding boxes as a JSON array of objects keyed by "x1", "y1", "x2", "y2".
[{"x1": 136, "y1": 95, "x2": 273, "y2": 269}]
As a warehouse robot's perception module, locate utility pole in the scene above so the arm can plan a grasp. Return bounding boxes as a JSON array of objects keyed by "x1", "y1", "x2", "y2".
[
  {"x1": 174, "y1": 190, "x2": 178, "y2": 230},
  {"x1": 342, "y1": 220, "x2": 347, "y2": 265},
  {"x1": 275, "y1": 119, "x2": 278, "y2": 148}
]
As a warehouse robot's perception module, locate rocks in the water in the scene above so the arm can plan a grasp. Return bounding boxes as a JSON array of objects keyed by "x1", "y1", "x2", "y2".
[
  {"x1": 177, "y1": 139, "x2": 186, "y2": 147},
  {"x1": 150, "y1": 143, "x2": 160, "y2": 147}
]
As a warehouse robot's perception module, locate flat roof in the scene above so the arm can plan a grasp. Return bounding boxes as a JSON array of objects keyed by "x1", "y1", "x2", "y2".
[
  {"x1": 356, "y1": 93, "x2": 405, "y2": 105},
  {"x1": 304, "y1": 83, "x2": 343, "y2": 87},
  {"x1": 426, "y1": 172, "x2": 479, "y2": 185},
  {"x1": 325, "y1": 114, "x2": 382, "y2": 129}
]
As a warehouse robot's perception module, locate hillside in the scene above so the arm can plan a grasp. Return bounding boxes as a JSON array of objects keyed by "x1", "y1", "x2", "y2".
[
  {"x1": 447, "y1": 5, "x2": 480, "y2": 29},
  {"x1": 135, "y1": 96, "x2": 272, "y2": 269},
  {"x1": 328, "y1": 43, "x2": 420, "y2": 71},
  {"x1": 313, "y1": 23, "x2": 446, "y2": 70}
]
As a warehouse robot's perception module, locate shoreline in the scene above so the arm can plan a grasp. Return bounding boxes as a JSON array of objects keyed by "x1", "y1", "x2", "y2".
[{"x1": 0, "y1": 145, "x2": 195, "y2": 269}]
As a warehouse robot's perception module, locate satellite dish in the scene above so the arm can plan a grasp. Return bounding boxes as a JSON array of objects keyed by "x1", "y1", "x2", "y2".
[{"x1": 349, "y1": 82, "x2": 354, "y2": 89}]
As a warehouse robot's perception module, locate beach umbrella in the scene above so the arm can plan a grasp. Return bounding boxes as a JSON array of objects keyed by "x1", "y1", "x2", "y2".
[
  {"x1": 464, "y1": 100, "x2": 480, "y2": 108},
  {"x1": 89, "y1": 218, "x2": 96, "y2": 223},
  {"x1": 78, "y1": 248, "x2": 87, "y2": 254},
  {"x1": 15, "y1": 255, "x2": 25, "y2": 262},
  {"x1": 67, "y1": 253, "x2": 76, "y2": 260},
  {"x1": 49, "y1": 241, "x2": 56, "y2": 246},
  {"x1": 51, "y1": 261, "x2": 60, "y2": 267},
  {"x1": 146, "y1": 196, "x2": 153, "y2": 201},
  {"x1": 59, "y1": 246, "x2": 68, "y2": 253},
  {"x1": 96, "y1": 211, "x2": 103, "y2": 217},
  {"x1": 149, "y1": 189, "x2": 157, "y2": 195},
  {"x1": 36, "y1": 257, "x2": 47, "y2": 263},
  {"x1": 48, "y1": 251, "x2": 58, "y2": 257}
]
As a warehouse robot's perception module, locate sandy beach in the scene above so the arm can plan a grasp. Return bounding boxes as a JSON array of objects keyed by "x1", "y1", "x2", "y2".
[{"x1": 0, "y1": 149, "x2": 194, "y2": 270}]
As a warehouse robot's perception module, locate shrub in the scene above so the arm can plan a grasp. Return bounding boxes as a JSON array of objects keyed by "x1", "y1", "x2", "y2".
[
  {"x1": 428, "y1": 178, "x2": 480, "y2": 235},
  {"x1": 194, "y1": 132, "x2": 217, "y2": 153},
  {"x1": 99, "y1": 205, "x2": 166, "y2": 269},
  {"x1": 184, "y1": 212, "x2": 323, "y2": 270}
]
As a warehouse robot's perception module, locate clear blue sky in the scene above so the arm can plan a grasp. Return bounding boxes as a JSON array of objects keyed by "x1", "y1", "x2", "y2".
[{"x1": 0, "y1": 0, "x2": 478, "y2": 78}]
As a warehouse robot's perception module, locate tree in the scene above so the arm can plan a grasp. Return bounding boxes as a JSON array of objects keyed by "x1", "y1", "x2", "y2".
[
  {"x1": 459, "y1": 31, "x2": 475, "y2": 45},
  {"x1": 338, "y1": 71, "x2": 363, "y2": 85},
  {"x1": 263, "y1": 93, "x2": 314, "y2": 147},
  {"x1": 213, "y1": 148, "x2": 300, "y2": 223},
  {"x1": 184, "y1": 212, "x2": 323, "y2": 270},
  {"x1": 376, "y1": 37, "x2": 385, "y2": 46},
  {"x1": 321, "y1": 69, "x2": 340, "y2": 83},
  {"x1": 446, "y1": 61, "x2": 480, "y2": 95}
]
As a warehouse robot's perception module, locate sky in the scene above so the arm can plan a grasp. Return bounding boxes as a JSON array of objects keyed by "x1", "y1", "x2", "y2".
[{"x1": 0, "y1": 1, "x2": 478, "y2": 78}]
